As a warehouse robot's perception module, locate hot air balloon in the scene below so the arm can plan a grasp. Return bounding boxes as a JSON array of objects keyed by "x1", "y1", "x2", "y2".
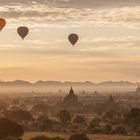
[
  {"x1": 68, "y1": 33, "x2": 79, "y2": 47},
  {"x1": 17, "y1": 26, "x2": 29, "y2": 40},
  {"x1": 0, "y1": 18, "x2": 6, "y2": 31}
]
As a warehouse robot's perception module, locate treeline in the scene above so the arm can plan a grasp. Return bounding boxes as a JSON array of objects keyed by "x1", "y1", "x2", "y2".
[{"x1": 0, "y1": 108, "x2": 140, "y2": 140}]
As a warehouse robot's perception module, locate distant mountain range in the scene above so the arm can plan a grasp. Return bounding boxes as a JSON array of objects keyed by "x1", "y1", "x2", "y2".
[{"x1": 0, "y1": 80, "x2": 138, "y2": 87}]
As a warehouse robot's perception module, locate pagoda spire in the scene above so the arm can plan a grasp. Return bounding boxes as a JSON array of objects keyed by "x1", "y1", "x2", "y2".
[
  {"x1": 136, "y1": 83, "x2": 140, "y2": 93},
  {"x1": 108, "y1": 95, "x2": 115, "y2": 104},
  {"x1": 69, "y1": 86, "x2": 74, "y2": 95}
]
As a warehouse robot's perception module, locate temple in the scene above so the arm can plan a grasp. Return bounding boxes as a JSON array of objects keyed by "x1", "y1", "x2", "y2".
[
  {"x1": 107, "y1": 95, "x2": 115, "y2": 105},
  {"x1": 63, "y1": 87, "x2": 79, "y2": 106},
  {"x1": 93, "y1": 90, "x2": 98, "y2": 95},
  {"x1": 104, "y1": 95, "x2": 120, "y2": 111},
  {"x1": 136, "y1": 84, "x2": 140, "y2": 93},
  {"x1": 61, "y1": 87, "x2": 83, "y2": 110}
]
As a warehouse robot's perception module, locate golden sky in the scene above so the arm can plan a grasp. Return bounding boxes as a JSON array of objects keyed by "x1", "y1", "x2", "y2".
[{"x1": 0, "y1": 0, "x2": 140, "y2": 82}]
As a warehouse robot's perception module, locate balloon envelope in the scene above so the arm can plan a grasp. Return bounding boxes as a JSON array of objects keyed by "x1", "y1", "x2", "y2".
[
  {"x1": 17, "y1": 26, "x2": 29, "y2": 40},
  {"x1": 0, "y1": 18, "x2": 6, "y2": 31},
  {"x1": 68, "y1": 33, "x2": 79, "y2": 46}
]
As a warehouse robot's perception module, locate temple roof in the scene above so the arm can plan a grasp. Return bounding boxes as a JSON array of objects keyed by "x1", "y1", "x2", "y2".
[
  {"x1": 64, "y1": 87, "x2": 78, "y2": 102},
  {"x1": 136, "y1": 84, "x2": 140, "y2": 93},
  {"x1": 107, "y1": 95, "x2": 115, "y2": 104},
  {"x1": 69, "y1": 86, "x2": 75, "y2": 95}
]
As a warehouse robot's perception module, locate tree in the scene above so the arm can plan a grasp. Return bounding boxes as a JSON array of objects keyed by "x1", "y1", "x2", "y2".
[
  {"x1": 0, "y1": 118, "x2": 24, "y2": 139},
  {"x1": 39, "y1": 119, "x2": 53, "y2": 131},
  {"x1": 104, "y1": 124, "x2": 112, "y2": 134},
  {"x1": 136, "y1": 127, "x2": 140, "y2": 136},
  {"x1": 32, "y1": 104, "x2": 50, "y2": 113},
  {"x1": 37, "y1": 115, "x2": 48, "y2": 122},
  {"x1": 73, "y1": 116, "x2": 85, "y2": 124},
  {"x1": 57, "y1": 110, "x2": 71, "y2": 124},
  {"x1": 0, "y1": 103, "x2": 7, "y2": 112},
  {"x1": 102, "y1": 111, "x2": 115, "y2": 120},
  {"x1": 89, "y1": 127, "x2": 104, "y2": 134},
  {"x1": 111, "y1": 126, "x2": 127, "y2": 135},
  {"x1": 31, "y1": 136, "x2": 65, "y2": 140},
  {"x1": 69, "y1": 133, "x2": 89, "y2": 140},
  {"x1": 2, "y1": 136, "x2": 22, "y2": 140},
  {"x1": 3, "y1": 109, "x2": 33, "y2": 122},
  {"x1": 124, "y1": 108, "x2": 140, "y2": 129},
  {"x1": 52, "y1": 137, "x2": 65, "y2": 140},
  {"x1": 89, "y1": 117, "x2": 101, "y2": 128},
  {"x1": 31, "y1": 136, "x2": 50, "y2": 140}
]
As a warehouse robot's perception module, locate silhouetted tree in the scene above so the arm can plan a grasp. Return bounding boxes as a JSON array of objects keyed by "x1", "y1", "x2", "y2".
[
  {"x1": 2, "y1": 136, "x2": 22, "y2": 140},
  {"x1": 69, "y1": 133, "x2": 89, "y2": 140},
  {"x1": 102, "y1": 111, "x2": 116, "y2": 120},
  {"x1": 31, "y1": 136, "x2": 65, "y2": 140},
  {"x1": 31, "y1": 136, "x2": 49, "y2": 140},
  {"x1": 124, "y1": 108, "x2": 140, "y2": 129},
  {"x1": 111, "y1": 126, "x2": 127, "y2": 135},
  {"x1": 3, "y1": 109, "x2": 33, "y2": 122},
  {"x1": 0, "y1": 103, "x2": 7, "y2": 113},
  {"x1": 104, "y1": 124, "x2": 112, "y2": 134},
  {"x1": 51, "y1": 137, "x2": 65, "y2": 140},
  {"x1": 39, "y1": 119, "x2": 53, "y2": 131},
  {"x1": 32, "y1": 104, "x2": 50, "y2": 113},
  {"x1": 0, "y1": 118, "x2": 23, "y2": 139},
  {"x1": 136, "y1": 127, "x2": 140, "y2": 136},
  {"x1": 89, "y1": 117, "x2": 101, "y2": 129},
  {"x1": 73, "y1": 115, "x2": 85, "y2": 124},
  {"x1": 57, "y1": 110, "x2": 71, "y2": 124},
  {"x1": 37, "y1": 115, "x2": 48, "y2": 122}
]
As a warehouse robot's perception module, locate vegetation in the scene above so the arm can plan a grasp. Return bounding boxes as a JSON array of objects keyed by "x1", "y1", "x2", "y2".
[
  {"x1": 23, "y1": 132, "x2": 140, "y2": 140},
  {"x1": 0, "y1": 118, "x2": 24, "y2": 139},
  {"x1": 57, "y1": 110, "x2": 71, "y2": 124},
  {"x1": 0, "y1": 89, "x2": 140, "y2": 140},
  {"x1": 31, "y1": 135, "x2": 65, "y2": 140},
  {"x1": 69, "y1": 133, "x2": 89, "y2": 140}
]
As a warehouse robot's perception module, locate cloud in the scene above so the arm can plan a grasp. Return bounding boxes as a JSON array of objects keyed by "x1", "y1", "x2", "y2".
[
  {"x1": 0, "y1": 2, "x2": 140, "y2": 29},
  {"x1": 1, "y1": 0, "x2": 140, "y2": 8},
  {"x1": 57, "y1": 0, "x2": 140, "y2": 8},
  {"x1": 0, "y1": 37, "x2": 140, "y2": 60}
]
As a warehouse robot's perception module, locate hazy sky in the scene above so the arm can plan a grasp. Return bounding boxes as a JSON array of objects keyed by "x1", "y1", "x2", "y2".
[{"x1": 0, "y1": 0, "x2": 140, "y2": 82}]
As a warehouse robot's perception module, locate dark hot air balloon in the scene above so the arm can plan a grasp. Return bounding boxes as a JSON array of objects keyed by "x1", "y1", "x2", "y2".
[
  {"x1": 17, "y1": 26, "x2": 29, "y2": 40},
  {"x1": 68, "y1": 33, "x2": 79, "y2": 47},
  {"x1": 0, "y1": 18, "x2": 6, "y2": 31}
]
